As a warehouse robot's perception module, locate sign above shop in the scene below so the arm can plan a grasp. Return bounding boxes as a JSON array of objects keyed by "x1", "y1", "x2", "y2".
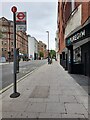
[
  {"x1": 70, "y1": 30, "x2": 85, "y2": 43},
  {"x1": 66, "y1": 23, "x2": 90, "y2": 47}
]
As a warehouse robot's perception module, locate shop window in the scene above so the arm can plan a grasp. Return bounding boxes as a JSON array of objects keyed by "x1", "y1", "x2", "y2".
[{"x1": 74, "y1": 47, "x2": 81, "y2": 63}]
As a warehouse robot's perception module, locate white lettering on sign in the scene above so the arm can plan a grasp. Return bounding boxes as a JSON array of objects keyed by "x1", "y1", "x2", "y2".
[{"x1": 70, "y1": 29, "x2": 85, "y2": 42}]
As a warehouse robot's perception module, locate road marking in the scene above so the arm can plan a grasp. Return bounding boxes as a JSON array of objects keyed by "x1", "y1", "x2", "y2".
[
  {"x1": 0, "y1": 70, "x2": 34, "y2": 94},
  {"x1": 0, "y1": 63, "x2": 47, "y2": 94}
]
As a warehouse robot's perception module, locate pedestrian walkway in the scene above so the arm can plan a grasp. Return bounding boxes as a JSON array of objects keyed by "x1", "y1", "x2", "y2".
[{"x1": 0, "y1": 61, "x2": 89, "y2": 119}]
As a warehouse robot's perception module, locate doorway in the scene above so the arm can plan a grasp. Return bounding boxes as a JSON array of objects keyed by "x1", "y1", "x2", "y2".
[{"x1": 84, "y1": 52, "x2": 88, "y2": 76}]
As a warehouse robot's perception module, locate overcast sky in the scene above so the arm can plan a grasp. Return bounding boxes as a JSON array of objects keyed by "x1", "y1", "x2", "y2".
[{"x1": 0, "y1": 0, "x2": 58, "y2": 50}]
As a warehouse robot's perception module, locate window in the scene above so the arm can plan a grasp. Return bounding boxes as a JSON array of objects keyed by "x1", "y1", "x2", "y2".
[
  {"x1": 2, "y1": 34, "x2": 7, "y2": 38},
  {"x1": 11, "y1": 34, "x2": 13, "y2": 39},
  {"x1": 4, "y1": 48, "x2": 7, "y2": 51},
  {"x1": 11, "y1": 42, "x2": 13, "y2": 46},
  {"x1": 2, "y1": 41, "x2": 3, "y2": 45},
  {"x1": 74, "y1": 47, "x2": 81, "y2": 63},
  {"x1": 4, "y1": 42, "x2": 7, "y2": 45},
  {"x1": 2, "y1": 48, "x2": 3, "y2": 51},
  {"x1": 2, "y1": 27, "x2": 7, "y2": 32},
  {"x1": 11, "y1": 48, "x2": 13, "y2": 52}
]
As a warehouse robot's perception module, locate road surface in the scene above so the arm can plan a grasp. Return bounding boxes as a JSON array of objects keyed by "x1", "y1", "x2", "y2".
[{"x1": 0, "y1": 60, "x2": 47, "y2": 90}]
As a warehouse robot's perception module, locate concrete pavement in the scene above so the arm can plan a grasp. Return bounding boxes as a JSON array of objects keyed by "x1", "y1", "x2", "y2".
[{"x1": 0, "y1": 61, "x2": 89, "y2": 119}]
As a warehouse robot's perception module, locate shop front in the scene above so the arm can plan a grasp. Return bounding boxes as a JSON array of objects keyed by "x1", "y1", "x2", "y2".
[
  {"x1": 66, "y1": 22, "x2": 90, "y2": 77},
  {"x1": 60, "y1": 48, "x2": 68, "y2": 70}
]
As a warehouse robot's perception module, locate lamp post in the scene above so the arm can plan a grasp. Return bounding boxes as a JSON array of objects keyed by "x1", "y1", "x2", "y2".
[
  {"x1": 46, "y1": 31, "x2": 50, "y2": 64},
  {"x1": 8, "y1": 22, "x2": 11, "y2": 63},
  {"x1": 10, "y1": 6, "x2": 20, "y2": 98}
]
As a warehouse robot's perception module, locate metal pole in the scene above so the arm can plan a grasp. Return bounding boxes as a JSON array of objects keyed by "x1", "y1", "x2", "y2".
[
  {"x1": 10, "y1": 6, "x2": 20, "y2": 98},
  {"x1": 48, "y1": 32, "x2": 49, "y2": 64},
  {"x1": 9, "y1": 22, "x2": 10, "y2": 63},
  {"x1": 46, "y1": 31, "x2": 49, "y2": 64},
  {"x1": 13, "y1": 12, "x2": 17, "y2": 93}
]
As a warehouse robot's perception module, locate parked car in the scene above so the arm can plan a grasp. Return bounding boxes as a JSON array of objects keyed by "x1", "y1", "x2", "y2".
[{"x1": 0, "y1": 57, "x2": 6, "y2": 63}]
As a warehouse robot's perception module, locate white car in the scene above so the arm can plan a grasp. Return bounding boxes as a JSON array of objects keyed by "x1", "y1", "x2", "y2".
[{"x1": 0, "y1": 57, "x2": 6, "y2": 63}]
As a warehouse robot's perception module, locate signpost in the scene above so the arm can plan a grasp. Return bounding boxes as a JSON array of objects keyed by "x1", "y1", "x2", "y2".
[{"x1": 10, "y1": 6, "x2": 20, "y2": 98}]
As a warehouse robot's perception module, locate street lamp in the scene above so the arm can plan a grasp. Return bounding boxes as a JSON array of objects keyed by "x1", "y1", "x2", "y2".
[
  {"x1": 8, "y1": 21, "x2": 11, "y2": 63},
  {"x1": 46, "y1": 31, "x2": 50, "y2": 64}
]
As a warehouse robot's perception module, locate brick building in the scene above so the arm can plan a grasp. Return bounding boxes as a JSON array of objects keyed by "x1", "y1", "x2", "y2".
[
  {"x1": 0, "y1": 17, "x2": 28, "y2": 61},
  {"x1": 58, "y1": 1, "x2": 90, "y2": 77},
  {"x1": 38, "y1": 41, "x2": 48, "y2": 59}
]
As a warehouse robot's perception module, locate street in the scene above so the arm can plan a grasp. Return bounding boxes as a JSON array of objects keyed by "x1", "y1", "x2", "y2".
[{"x1": 0, "y1": 59, "x2": 47, "y2": 90}]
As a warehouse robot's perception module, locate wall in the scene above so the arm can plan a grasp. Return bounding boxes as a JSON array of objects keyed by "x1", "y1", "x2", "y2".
[
  {"x1": 81, "y1": 2, "x2": 90, "y2": 24},
  {"x1": 65, "y1": 4, "x2": 82, "y2": 38},
  {"x1": 0, "y1": 38, "x2": 2, "y2": 57},
  {"x1": 28, "y1": 36, "x2": 38, "y2": 60}
]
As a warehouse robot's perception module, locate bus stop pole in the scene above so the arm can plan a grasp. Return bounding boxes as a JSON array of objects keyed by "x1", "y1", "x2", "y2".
[{"x1": 10, "y1": 6, "x2": 20, "y2": 98}]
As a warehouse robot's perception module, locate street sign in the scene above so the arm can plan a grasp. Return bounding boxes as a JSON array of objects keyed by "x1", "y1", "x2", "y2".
[
  {"x1": 16, "y1": 12, "x2": 27, "y2": 32},
  {"x1": 16, "y1": 12, "x2": 26, "y2": 22},
  {"x1": 16, "y1": 25, "x2": 26, "y2": 32}
]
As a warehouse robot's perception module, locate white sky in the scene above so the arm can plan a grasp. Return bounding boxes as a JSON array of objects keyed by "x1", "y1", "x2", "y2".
[{"x1": 0, "y1": 0, "x2": 58, "y2": 50}]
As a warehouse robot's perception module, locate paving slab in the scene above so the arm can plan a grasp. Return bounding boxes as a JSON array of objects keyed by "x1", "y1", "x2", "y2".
[
  {"x1": 26, "y1": 102, "x2": 46, "y2": 113},
  {"x1": 46, "y1": 103, "x2": 66, "y2": 114},
  {"x1": 44, "y1": 94, "x2": 60, "y2": 103},
  {"x1": 59, "y1": 95, "x2": 77, "y2": 103},
  {"x1": 30, "y1": 86, "x2": 50, "y2": 98},
  {"x1": 2, "y1": 112, "x2": 18, "y2": 118},
  {"x1": 65, "y1": 103, "x2": 88, "y2": 118},
  {"x1": 2, "y1": 101, "x2": 29, "y2": 112}
]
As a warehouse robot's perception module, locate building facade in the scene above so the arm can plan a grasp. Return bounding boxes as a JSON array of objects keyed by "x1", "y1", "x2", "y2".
[
  {"x1": 38, "y1": 41, "x2": 48, "y2": 59},
  {"x1": 58, "y1": 1, "x2": 90, "y2": 77},
  {"x1": 0, "y1": 17, "x2": 28, "y2": 61},
  {"x1": 55, "y1": 30, "x2": 59, "y2": 61},
  {"x1": 28, "y1": 35, "x2": 38, "y2": 60}
]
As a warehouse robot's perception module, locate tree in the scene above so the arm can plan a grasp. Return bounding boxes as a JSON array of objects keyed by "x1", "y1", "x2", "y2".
[
  {"x1": 50, "y1": 50, "x2": 56, "y2": 58},
  {"x1": 39, "y1": 51, "x2": 44, "y2": 58}
]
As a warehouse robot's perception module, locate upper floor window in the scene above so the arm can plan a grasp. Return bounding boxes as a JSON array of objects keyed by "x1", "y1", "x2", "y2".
[
  {"x1": 4, "y1": 48, "x2": 7, "y2": 51},
  {"x1": 2, "y1": 48, "x2": 3, "y2": 51},
  {"x1": 2, "y1": 41, "x2": 3, "y2": 45},
  {"x1": 11, "y1": 42, "x2": 13, "y2": 46},
  {"x1": 4, "y1": 42, "x2": 7, "y2": 45},
  {"x1": 11, "y1": 48, "x2": 13, "y2": 52},
  {"x1": 2, "y1": 27, "x2": 7, "y2": 32},
  {"x1": 2, "y1": 34, "x2": 7, "y2": 38}
]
